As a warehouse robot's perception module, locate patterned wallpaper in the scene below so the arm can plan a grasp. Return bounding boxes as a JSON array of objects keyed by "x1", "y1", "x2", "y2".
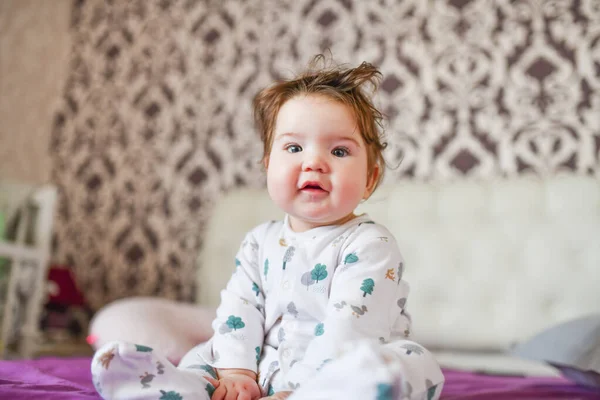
[{"x1": 50, "y1": 0, "x2": 600, "y2": 310}]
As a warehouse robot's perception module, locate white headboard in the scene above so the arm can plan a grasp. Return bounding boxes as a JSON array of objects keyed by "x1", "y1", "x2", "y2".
[{"x1": 197, "y1": 175, "x2": 600, "y2": 352}]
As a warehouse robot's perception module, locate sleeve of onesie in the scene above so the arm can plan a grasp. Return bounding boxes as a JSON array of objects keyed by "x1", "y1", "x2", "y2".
[
  {"x1": 285, "y1": 226, "x2": 410, "y2": 387},
  {"x1": 201, "y1": 229, "x2": 266, "y2": 372}
]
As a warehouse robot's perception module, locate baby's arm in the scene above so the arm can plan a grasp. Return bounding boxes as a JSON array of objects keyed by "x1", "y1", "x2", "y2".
[
  {"x1": 201, "y1": 229, "x2": 268, "y2": 386},
  {"x1": 285, "y1": 229, "x2": 407, "y2": 388}
]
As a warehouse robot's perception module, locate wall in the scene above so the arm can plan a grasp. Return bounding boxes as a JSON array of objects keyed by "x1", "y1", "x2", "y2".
[
  {"x1": 0, "y1": 0, "x2": 72, "y2": 184},
  {"x1": 38, "y1": 1, "x2": 600, "y2": 309}
]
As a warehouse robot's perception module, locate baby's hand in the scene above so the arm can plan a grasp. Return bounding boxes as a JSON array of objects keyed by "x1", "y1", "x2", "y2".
[
  {"x1": 259, "y1": 391, "x2": 292, "y2": 400},
  {"x1": 206, "y1": 369, "x2": 261, "y2": 400}
]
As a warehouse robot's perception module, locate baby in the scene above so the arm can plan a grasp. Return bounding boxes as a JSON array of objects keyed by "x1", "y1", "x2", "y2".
[{"x1": 91, "y1": 56, "x2": 444, "y2": 400}]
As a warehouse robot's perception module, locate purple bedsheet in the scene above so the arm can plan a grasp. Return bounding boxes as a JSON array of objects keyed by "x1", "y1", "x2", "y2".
[
  {"x1": 1, "y1": 357, "x2": 599, "y2": 399},
  {"x1": 0, "y1": 357, "x2": 99, "y2": 399}
]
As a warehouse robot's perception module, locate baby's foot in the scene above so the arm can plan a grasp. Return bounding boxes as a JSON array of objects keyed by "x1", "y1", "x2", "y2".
[
  {"x1": 91, "y1": 341, "x2": 162, "y2": 398},
  {"x1": 91, "y1": 341, "x2": 215, "y2": 400}
]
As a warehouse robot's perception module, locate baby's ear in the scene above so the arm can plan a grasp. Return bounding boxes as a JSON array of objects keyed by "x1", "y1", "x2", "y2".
[{"x1": 364, "y1": 165, "x2": 380, "y2": 199}]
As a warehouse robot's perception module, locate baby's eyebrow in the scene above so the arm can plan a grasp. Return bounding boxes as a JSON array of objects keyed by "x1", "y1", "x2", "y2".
[
  {"x1": 275, "y1": 132, "x2": 362, "y2": 147},
  {"x1": 336, "y1": 136, "x2": 362, "y2": 147},
  {"x1": 275, "y1": 132, "x2": 302, "y2": 141}
]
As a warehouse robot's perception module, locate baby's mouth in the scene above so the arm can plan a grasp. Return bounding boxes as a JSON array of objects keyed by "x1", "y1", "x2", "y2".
[{"x1": 300, "y1": 182, "x2": 328, "y2": 193}]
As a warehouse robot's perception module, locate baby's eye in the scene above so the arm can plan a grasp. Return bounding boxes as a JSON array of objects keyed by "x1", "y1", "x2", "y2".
[
  {"x1": 286, "y1": 145, "x2": 302, "y2": 153},
  {"x1": 331, "y1": 147, "x2": 349, "y2": 158}
]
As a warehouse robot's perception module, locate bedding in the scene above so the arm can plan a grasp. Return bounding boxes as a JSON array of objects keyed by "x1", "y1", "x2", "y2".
[
  {"x1": 1, "y1": 357, "x2": 600, "y2": 399},
  {"x1": 513, "y1": 314, "x2": 600, "y2": 388}
]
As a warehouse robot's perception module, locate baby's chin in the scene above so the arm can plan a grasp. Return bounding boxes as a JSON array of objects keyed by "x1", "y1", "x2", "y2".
[{"x1": 288, "y1": 212, "x2": 357, "y2": 231}]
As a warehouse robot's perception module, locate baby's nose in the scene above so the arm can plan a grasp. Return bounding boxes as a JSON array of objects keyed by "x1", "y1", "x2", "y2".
[{"x1": 302, "y1": 153, "x2": 329, "y2": 173}]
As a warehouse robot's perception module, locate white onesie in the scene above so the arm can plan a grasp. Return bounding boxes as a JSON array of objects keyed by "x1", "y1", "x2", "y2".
[{"x1": 91, "y1": 214, "x2": 444, "y2": 400}]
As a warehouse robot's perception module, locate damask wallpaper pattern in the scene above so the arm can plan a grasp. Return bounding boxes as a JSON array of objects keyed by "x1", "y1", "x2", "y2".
[{"x1": 51, "y1": 0, "x2": 600, "y2": 309}]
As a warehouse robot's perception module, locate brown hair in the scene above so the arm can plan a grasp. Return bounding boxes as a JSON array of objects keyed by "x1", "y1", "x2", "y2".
[{"x1": 253, "y1": 55, "x2": 387, "y2": 194}]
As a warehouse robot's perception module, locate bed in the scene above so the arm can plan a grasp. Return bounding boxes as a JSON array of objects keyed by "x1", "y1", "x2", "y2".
[
  {"x1": 1, "y1": 357, "x2": 600, "y2": 399},
  {"x1": 2, "y1": 175, "x2": 600, "y2": 399}
]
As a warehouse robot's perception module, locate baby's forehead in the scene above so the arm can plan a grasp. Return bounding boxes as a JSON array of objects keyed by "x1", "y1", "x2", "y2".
[
  {"x1": 274, "y1": 130, "x2": 362, "y2": 144},
  {"x1": 275, "y1": 95, "x2": 358, "y2": 124}
]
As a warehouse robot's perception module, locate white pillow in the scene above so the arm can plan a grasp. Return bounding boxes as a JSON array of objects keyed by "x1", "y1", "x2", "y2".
[{"x1": 89, "y1": 297, "x2": 216, "y2": 364}]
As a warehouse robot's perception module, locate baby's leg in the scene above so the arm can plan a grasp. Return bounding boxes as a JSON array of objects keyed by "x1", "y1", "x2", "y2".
[
  {"x1": 91, "y1": 340, "x2": 216, "y2": 400},
  {"x1": 382, "y1": 339, "x2": 444, "y2": 399},
  {"x1": 286, "y1": 341, "x2": 403, "y2": 400},
  {"x1": 287, "y1": 340, "x2": 444, "y2": 400}
]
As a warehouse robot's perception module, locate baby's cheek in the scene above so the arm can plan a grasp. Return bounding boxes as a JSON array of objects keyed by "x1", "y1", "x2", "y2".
[{"x1": 337, "y1": 182, "x2": 364, "y2": 205}]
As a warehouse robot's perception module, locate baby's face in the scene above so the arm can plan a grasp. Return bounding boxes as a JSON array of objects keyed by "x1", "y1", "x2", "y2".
[{"x1": 266, "y1": 94, "x2": 374, "y2": 232}]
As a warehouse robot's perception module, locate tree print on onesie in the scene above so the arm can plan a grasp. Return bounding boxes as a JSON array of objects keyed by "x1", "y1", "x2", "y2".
[
  {"x1": 282, "y1": 246, "x2": 295, "y2": 270},
  {"x1": 159, "y1": 390, "x2": 183, "y2": 400},
  {"x1": 217, "y1": 315, "x2": 248, "y2": 340},
  {"x1": 338, "y1": 252, "x2": 377, "y2": 319},
  {"x1": 300, "y1": 263, "x2": 329, "y2": 294}
]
